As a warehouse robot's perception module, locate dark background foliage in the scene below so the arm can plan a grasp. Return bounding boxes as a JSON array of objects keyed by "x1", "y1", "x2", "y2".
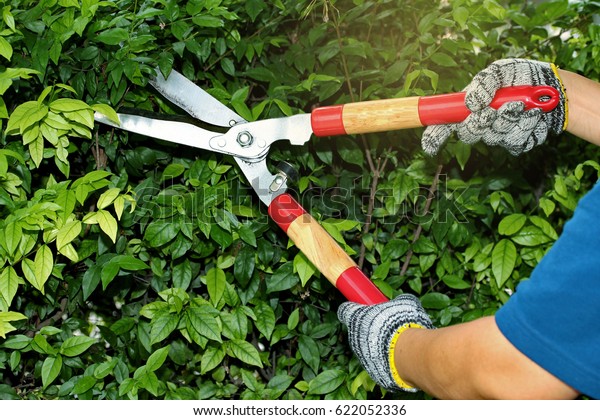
[{"x1": 0, "y1": 0, "x2": 598, "y2": 399}]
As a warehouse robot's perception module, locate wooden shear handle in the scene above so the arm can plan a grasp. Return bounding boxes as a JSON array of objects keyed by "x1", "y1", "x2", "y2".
[{"x1": 269, "y1": 193, "x2": 388, "y2": 305}]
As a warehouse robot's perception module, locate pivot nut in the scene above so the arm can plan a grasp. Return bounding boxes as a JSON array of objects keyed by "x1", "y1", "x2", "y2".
[{"x1": 236, "y1": 131, "x2": 253, "y2": 147}]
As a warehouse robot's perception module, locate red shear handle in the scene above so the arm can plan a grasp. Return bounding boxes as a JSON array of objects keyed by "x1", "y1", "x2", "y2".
[
  {"x1": 311, "y1": 85, "x2": 560, "y2": 136},
  {"x1": 268, "y1": 193, "x2": 388, "y2": 305}
]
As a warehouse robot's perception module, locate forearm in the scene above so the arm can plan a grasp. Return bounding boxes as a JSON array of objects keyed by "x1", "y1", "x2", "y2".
[
  {"x1": 394, "y1": 316, "x2": 578, "y2": 399},
  {"x1": 559, "y1": 69, "x2": 600, "y2": 146}
]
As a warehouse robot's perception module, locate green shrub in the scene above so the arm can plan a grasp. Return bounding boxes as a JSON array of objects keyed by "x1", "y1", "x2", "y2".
[{"x1": 0, "y1": 0, "x2": 598, "y2": 399}]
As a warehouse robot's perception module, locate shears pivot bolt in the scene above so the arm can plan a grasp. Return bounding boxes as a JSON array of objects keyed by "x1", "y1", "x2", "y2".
[{"x1": 237, "y1": 131, "x2": 253, "y2": 147}]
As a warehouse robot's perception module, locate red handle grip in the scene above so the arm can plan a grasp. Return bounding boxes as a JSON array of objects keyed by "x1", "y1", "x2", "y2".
[
  {"x1": 311, "y1": 85, "x2": 560, "y2": 136},
  {"x1": 418, "y1": 85, "x2": 560, "y2": 125},
  {"x1": 268, "y1": 193, "x2": 388, "y2": 305}
]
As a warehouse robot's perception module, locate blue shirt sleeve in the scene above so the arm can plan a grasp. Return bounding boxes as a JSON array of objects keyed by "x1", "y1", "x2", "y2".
[{"x1": 496, "y1": 181, "x2": 600, "y2": 399}]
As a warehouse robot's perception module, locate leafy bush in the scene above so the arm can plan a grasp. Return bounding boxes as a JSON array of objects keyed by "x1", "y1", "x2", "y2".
[{"x1": 0, "y1": 0, "x2": 599, "y2": 400}]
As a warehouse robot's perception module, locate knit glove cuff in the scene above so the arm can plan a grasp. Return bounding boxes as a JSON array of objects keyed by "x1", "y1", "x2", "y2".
[{"x1": 338, "y1": 295, "x2": 434, "y2": 392}]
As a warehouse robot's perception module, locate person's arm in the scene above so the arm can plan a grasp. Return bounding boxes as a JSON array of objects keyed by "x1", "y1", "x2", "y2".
[
  {"x1": 338, "y1": 295, "x2": 579, "y2": 399},
  {"x1": 395, "y1": 316, "x2": 578, "y2": 399},
  {"x1": 559, "y1": 69, "x2": 600, "y2": 146},
  {"x1": 390, "y1": 69, "x2": 598, "y2": 399}
]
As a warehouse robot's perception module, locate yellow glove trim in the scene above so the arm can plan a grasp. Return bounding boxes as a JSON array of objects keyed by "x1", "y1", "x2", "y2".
[
  {"x1": 550, "y1": 63, "x2": 569, "y2": 132},
  {"x1": 388, "y1": 322, "x2": 424, "y2": 391}
]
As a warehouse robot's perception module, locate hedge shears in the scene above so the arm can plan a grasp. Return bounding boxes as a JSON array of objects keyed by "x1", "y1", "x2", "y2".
[{"x1": 94, "y1": 69, "x2": 559, "y2": 305}]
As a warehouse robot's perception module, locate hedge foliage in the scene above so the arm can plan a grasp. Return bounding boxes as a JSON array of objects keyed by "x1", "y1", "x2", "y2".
[{"x1": 0, "y1": 0, "x2": 599, "y2": 400}]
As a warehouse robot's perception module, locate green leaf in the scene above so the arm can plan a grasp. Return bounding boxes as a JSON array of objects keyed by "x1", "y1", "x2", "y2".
[
  {"x1": 267, "y1": 374, "x2": 294, "y2": 398},
  {"x1": 4, "y1": 221, "x2": 22, "y2": 256},
  {"x1": 14, "y1": 102, "x2": 48, "y2": 133},
  {"x1": 221, "y1": 57, "x2": 235, "y2": 76},
  {"x1": 146, "y1": 345, "x2": 170, "y2": 372},
  {"x1": 454, "y1": 142, "x2": 471, "y2": 171},
  {"x1": 430, "y1": 52, "x2": 457, "y2": 67},
  {"x1": 40, "y1": 326, "x2": 62, "y2": 336},
  {"x1": 0, "y1": 266, "x2": 20, "y2": 307},
  {"x1": 539, "y1": 197, "x2": 556, "y2": 217},
  {"x1": 0, "y1": 37, "x2": 12, "y2": 60},
  {"x1": 0, "y1": 312, "x2": 27, "y2": 338},
  {"x1": 172, "y1": 259, "x2": 192, "y2": 290},
  {"x1": 228, "y1": 339, "x2": 263, "y2": 368},
  {"x1": 511, "y1": 226, "x2": 552, "y2": 247},
  {"x1": 140, "y1": 301, "x2": 169, "y2": 320},
  {"x1": 28, "y1": 134, "x2": 44, "y2": 168},
  {"x1": 442, "y1": 275, "x2": 471, "y2": 290},
  {"x1": 118, "y1": 378, "x2": 135, "y2": 397},
  {"x1": 71, "y1": 376, "x2": 97, "y2": 395},
  {"x1": 110, "y1": 317, "x2": 136, "y2": 336},
  {"x1": 95, "y1": 28, "x2": 129, "y2": 45},
  {"x1": 293, "y1": 253, "x2": 316, "y2": 287},
  {"x1": 253, "y1": 301, "x2": 275, "y2": 340},
  {"x1": 453, "y1": 6, "x2": 469, "y2": 29},
  {"x1": 92, "y1": 103, "x2": 120, "y2": 126},
  {"x1": 483, "y1": 0, "x2": 506, "y2": 19},
  {"x1": 32, "y1": 333, "x2": 56, "y2": 355},
  {"x1": 413, "y1": 236, "x2": 437, "y2": 254},
  {"x1": 0, "y1": 384, "x2": 19, "y2": 400},
  {"x1": 150, "y1": 313, "x2": 179, "y2": 345},
  {"x1": 308, "y1": 369, "x2": 346, "y2": 395},
  {"x1": 60, "y1": 336, "x2": 96, "y2": 357},
  {"x1": 498, "y1": 214, "x2": 527, "y2": 236},
  {"x1": 267, "y1": 262, "x2": 298, "y2": 293},
  {"x1": 144, "y1": 221, "x2": 179, "y2": 247},
  {"x1": 287, "y1": 307, "x2": 299, "y2": 331},
  {"x1": 100, "y1": 262, "x2": 120, "y2": 290},
  {"x1": 192, "y1": 15, "x2": 224, "y2": 28},
  {"x1": 221, "y1": 308, "x2": 247, "y2": 340},
  {"x1": 237, "y1": 224, "x2": 257, "y2": 247},
  {"x1": 97, "y1": 188, "x2": 120, "y2": 210},
  {"x1": 233, "y1": 246, "x2": 255, "y2": 287},
  {"x1": 529, "y1": 216, "x2": 558, "y2": 240},
  {"x1": 492, "y1": 239, "x2": 517, "y2": 288},
  {"x1": 1, "y1": 334, "x2": 31, "y2": 350},
  {"x1": 381, "y1": 239, "x2": 410, "y2": 261},
  {"x1": 337, "y1": 139, "x2": 364, "y2": 166},
  {"x1": 42, "y1": 354, "x2": 63, "y2": 389},
  {"x1": 161, "y1": 163, "x2": 186, "y2": 181},
  {"x1": 298, "y1": 334, "x2": 320, "y2": 373},
  {"x1": 420, "y1": 292, "x2": 451, "y2": 309},
  {"x1": 96, "y1": 209, "x2": 118, "y2": 243},
  {"x1": 245, "y1": 0, "x2": 266, "y2": 21},
  {"x1": 94, "y1": 359, "x2": 118, "y2": 379},
  {"x1": 186, "y1": 306, "x2": 222, "y2": 342},
  {"x1": 110, "y1": 255, "x2": 150, "y2": 271},
  {"x1": 28, "y1": 245, "x2": 53, "y2": 293},
  {"x1": 56, "y1": 220, "x2": 82, "y2": 250},
  {"x1": 206, "y1": 267, "x2": 226, "y2": 306},
  {"x1": 200, "y1": 345, "x2": 226, "y2": 374},
  {"x1": 50, "y1": 98, "x2": 89, "y2": 113}
]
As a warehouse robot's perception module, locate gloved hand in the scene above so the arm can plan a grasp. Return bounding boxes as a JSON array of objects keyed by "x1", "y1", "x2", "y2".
[
  {"x1": 338, "y1": 294, "x2": 434, "y2": 392},
  {"x1": 422, "y1": 58, "x2": 568, "y2": 156}
]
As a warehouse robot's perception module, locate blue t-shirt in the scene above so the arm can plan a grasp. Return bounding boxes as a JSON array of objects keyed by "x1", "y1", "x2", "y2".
[{"x1": 496, "y1": 181, "x2": 600, "y2": 399}]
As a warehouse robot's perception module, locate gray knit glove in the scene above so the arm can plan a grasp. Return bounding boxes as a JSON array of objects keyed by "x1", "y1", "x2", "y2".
[
  {"x1": 422, "y1": 59, "x2": 567, "y2": 156},
  {"x1": 338, "y1": 295, "x2": 434, "y2": 392}
]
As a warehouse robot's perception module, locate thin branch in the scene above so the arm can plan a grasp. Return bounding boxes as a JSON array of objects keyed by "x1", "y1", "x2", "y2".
[
  {"x1": 358, "y1": 151, "x2": 390, "y2": 268},
  {"x1": 400, "y1": 164, "x2": 443, "y2": 277}
]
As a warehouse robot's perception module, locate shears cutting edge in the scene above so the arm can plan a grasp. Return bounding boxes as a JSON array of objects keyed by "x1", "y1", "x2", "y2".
[{"x1": 94, "y1": 68, "x2": 559, "y2": 305}]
